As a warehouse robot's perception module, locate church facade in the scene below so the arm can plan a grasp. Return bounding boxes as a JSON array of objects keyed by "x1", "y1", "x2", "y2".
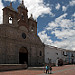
[{"x1": 0, "y1": 1, "x2": 44, "y2": 66}]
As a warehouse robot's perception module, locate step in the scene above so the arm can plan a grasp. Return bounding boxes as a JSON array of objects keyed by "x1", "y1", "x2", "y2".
[{"x1": 28, "y1": 67, "x2": 44, "y2": 70}]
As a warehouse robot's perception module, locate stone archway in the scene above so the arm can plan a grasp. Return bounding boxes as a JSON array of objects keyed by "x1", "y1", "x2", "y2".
[{"x1": 19, "y1": 47, "x2": 28, "y2": 64}]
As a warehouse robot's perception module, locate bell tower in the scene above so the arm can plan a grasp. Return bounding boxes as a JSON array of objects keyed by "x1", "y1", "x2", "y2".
[
  {"x1": 28, "y1": 14, "x2": 37, "y2": 35},
  {"x1": 17, "y1": 0, "x2": 28, "y2": 28},
  {"x1": 2, "y1": 2, "x2": 18, "y2": 25}
]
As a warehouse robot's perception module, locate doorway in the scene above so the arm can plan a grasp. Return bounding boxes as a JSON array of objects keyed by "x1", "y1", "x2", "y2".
[{"x1": 19, "y1": 47, "x2": 28, "y2": 64}]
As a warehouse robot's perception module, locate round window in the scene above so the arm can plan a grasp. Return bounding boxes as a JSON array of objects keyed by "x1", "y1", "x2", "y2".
[{"x1": 22, "y1": 33, "x2": 26, "y2": 39}]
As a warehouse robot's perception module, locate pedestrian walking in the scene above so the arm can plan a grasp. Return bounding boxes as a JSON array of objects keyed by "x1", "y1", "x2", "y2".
[
  {"x1": 49, "y1": 65, "x2": 52, "y2": 74},
  {"x1": 46, "y1": 65, "x2": 49, "y2": 74}
]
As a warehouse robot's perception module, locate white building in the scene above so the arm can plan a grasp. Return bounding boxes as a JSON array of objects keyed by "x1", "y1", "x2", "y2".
[{"x1": 45, "y1": 45, "x2": 75, "y2": 65}]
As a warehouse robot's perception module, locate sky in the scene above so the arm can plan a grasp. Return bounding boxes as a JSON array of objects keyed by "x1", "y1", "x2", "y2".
[{"x1": 0, "y1": 0, "x2": 75, "y2": 51}]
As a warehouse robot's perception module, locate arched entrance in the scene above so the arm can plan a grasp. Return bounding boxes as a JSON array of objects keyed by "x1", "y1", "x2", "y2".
[{"x1": 19, "y1": 47, "x2": 28, "y2": 64}]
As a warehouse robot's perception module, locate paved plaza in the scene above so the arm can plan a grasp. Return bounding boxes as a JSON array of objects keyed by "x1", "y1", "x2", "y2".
[{"x1": 0, "y1": 65, "x2": 75, "y2": 75}]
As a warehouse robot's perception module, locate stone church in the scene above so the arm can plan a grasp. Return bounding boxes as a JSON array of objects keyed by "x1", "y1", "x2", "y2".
[{"x1": 0, "y1": 0, "x2": 44, "y2": 66}]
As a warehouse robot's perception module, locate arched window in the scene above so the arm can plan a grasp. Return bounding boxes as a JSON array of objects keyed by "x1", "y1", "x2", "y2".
[
  {"x1": 9, "y1": 16, "x2": 12, "y2": 24},
  {"x1": 40, "y1": 51, "x2": 42, "y2": 56}
]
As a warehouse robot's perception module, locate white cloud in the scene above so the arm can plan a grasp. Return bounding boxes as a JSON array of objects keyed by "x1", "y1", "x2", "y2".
[
  {"x1": 47, "y1": 13, "x2": 75, "y2": 39},
  {"x1": 38, "y1": 30, "x2": 53, "y2": 45},
  {"x1": 55, "y1": 3, "x2": 60, "y2": 10},
  {"x1": 72, "y1": 12, "x2": 75, "y2": 17},
  {"x1": 62, "y1": 0, "x2": 75, "y2": 12},
  {"x1": 69, "y1": 0, "x2": 75, "y2": 6},
  {"x1": 0, "y1": 0, "x2": 4, "y2": 24},
  {"x1": 46, "y1": 13, "x2": 68, "y2": 30},
  {"x1": 62, "y1": 6, "x2": 67, "y2": 12},
  {"x1": 19, "y1": 0, "x2": 54, "y2": 19},
  {"x1": 52, "y1": 29, "x2": 75, "y2": 39},
  {"x1": 4, "y1": 0, "x2": 16, "y2": 2},
  {"x1": 38, "y1": 13, "x2": 75, "y2": 51},
  {"x1": 51, "y1": 34, "x2": 75, "y2": 51},
  {"x1": 55, "y1": 13, "x2": 67, "y2": 20}
]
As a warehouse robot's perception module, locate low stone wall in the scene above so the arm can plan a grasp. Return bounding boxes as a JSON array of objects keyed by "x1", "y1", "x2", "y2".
[{"x1": 0, "y1": 64, "x2": 27, "y2": 71}]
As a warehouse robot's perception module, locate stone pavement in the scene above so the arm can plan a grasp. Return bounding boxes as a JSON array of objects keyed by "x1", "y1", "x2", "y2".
[
  {"x1": 0, "y1": 65, "x2": 75, "y2": 75},
  {"x1": 38, "y1": 65, "x2": 75, "y2": 75}
]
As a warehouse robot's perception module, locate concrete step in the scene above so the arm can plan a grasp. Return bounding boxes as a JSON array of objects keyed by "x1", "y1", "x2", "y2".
[
  {"x1": 28, "y1": 67, "x2": 44, "y2": 70},
  {"x1": 0, "y1": 64, "x2": 27, "y2": 71}
]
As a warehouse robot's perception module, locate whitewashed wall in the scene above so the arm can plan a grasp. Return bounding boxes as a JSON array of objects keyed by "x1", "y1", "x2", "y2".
[
  {"x1": 45, "y1": 45, "x2": 61, "y2": 64},
  {"x1": 45, "y1": 45, "x2": 75, "y2": 64}
]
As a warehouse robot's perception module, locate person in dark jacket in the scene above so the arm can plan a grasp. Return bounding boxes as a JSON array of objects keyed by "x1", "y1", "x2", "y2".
[{"x1": 49, "y1": 65, "x2": 52, "y2": 74}]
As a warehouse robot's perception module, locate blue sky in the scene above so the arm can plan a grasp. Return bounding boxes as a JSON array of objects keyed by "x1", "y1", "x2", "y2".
[{"x1": 0, "y1": 0, "x2": 75, "y2": 51}]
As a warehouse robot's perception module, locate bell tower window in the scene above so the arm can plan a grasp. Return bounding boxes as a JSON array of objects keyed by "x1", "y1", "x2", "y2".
[
  {"x1": 9, "y1": 16, "x2": 12, "y2": 24},
  {"x1": 31, "y1": 24, "x2": 34, "y2": 32},
  {"x1": 29, "y1": 26, "x2": 34, "y2": 32},
  {"x1": 21, "y1": 13, "x2": 24, "y2": 20}
]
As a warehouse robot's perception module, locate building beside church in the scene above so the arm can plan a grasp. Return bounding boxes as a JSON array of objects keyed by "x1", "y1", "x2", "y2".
[
  {"x1": 45, "y1": 45, "x2": 75, "y2": 65},
  {"x1": 0, "y1": 1, "x2": 44, "y2": 66}
]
